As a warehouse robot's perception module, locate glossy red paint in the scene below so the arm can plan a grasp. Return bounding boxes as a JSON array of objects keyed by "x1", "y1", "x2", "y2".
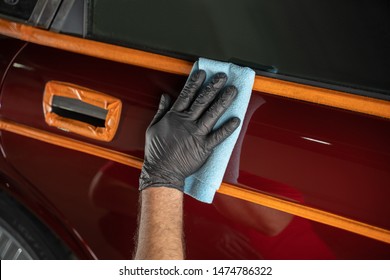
[
  {"x1": 0, "y1": 36, "x2": 25, "y2": 85},
  {"x1": 0, "y1": 42, "x2": 389, "y2": 259},
  {"x1": 0, "y1": 38, "x2": 96, "y2": 259}
]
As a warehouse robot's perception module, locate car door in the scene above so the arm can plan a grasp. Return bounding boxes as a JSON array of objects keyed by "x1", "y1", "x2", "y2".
[{"x1": 0, "y1": 0, "x2": 389, "y2": 259}]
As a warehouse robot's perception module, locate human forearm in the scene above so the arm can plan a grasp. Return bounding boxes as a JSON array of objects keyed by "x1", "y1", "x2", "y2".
[{"x1": 134, "y1": 187, "x2": 184, "y2": 260}]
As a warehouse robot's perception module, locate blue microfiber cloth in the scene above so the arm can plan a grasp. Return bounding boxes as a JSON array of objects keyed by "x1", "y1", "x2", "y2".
[{"x1": 184, "y1": 58, "x2": 255, "y2": 203}]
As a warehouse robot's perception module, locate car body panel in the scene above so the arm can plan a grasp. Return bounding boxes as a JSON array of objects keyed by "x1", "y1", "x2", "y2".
[
  {"x1": 0, "y1": 43, "x2": 389, "y2": 258},
  {"x1": 0, "y1": 35, "x2": 25, "y2": 84}
]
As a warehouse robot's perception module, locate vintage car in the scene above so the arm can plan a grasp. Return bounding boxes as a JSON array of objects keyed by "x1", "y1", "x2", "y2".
[{"x1": 0, "y1": 0, "x2": 389, "y2": 259}]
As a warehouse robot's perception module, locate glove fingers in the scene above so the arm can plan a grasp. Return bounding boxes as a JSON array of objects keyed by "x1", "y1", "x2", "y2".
[
  {"x1": 198, "y1": 85, "x2": 238, "y2": 133},
  {"x1": 149, "y1": 94, "x2": 171, "y2": 127},
  {"x1": 206, "y1": 117, "x2": 241, "y2": 150},
  {"x1": 171, "y1": 70, "x2": 206, "y2": 112},
  {"x1": 188, "y1": 72, "x2": 227, "y2": 119}
]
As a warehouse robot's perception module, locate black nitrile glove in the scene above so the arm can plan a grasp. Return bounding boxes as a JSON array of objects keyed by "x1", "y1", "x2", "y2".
[{"x1": 139, "y1": 70, "x2": 241, "y2": 191}]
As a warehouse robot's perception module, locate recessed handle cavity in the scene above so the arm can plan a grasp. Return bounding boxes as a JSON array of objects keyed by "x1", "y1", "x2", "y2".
[
  {"x1": 51, "y1": 96, "x2": 108, "y2": 127},
  {"x1": 43, "y1": 81, "x2": 122, "y2": 142}
]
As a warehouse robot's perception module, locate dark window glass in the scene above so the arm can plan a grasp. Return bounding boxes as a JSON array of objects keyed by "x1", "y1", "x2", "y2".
[
  {"x1": 87, "y1": 0, "x2": 390, "y2": 99},
  {"x1": 0, "y1": 0, "x2": 38, "y2": 21}
]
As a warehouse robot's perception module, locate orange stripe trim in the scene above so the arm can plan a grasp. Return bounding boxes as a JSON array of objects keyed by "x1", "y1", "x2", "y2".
[
  {"x1": 218, "y1": 185, "x2": 390, "y2": 244},
  {"x1": 1, "y1": 18, "x2": 390, "y2": 119},
  {"x1": 1, "y1": 118, "x2": 389, "y2": 244}
]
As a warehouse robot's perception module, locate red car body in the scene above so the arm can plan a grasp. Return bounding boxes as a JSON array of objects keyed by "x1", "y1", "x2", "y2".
[{"x1": 0, "y1": 1, "x2": 389, "y2": 259}]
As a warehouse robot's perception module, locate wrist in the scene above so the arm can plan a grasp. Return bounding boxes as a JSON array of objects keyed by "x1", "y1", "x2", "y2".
[
  {"x1": 139, "y1": 165, "x2": 185, "y2": 191},
  {"x1": 142, "y1": 187, "x2": 183, "y2": 201}
]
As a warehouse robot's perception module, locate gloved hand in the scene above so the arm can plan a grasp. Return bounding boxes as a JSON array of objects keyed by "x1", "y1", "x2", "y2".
[{"x1": 139, "y1": 70, "x2": 240, "y2": 191}]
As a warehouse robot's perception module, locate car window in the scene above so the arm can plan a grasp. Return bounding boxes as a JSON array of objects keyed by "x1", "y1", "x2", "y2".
[
  {"x1": 0, "y1": 0, "x2": 38, "y2": 22},
  {"x1": 85, "y1": 0, "x2": 390, "y2": 99},
  {"x1": 0, "y1": 0, "x2": 62, "y2": 28}
]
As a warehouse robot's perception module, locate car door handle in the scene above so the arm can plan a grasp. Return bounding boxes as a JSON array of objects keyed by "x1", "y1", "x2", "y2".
[{"x1": 43, "y1": 81, "x2": 122, "y2": 142}]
